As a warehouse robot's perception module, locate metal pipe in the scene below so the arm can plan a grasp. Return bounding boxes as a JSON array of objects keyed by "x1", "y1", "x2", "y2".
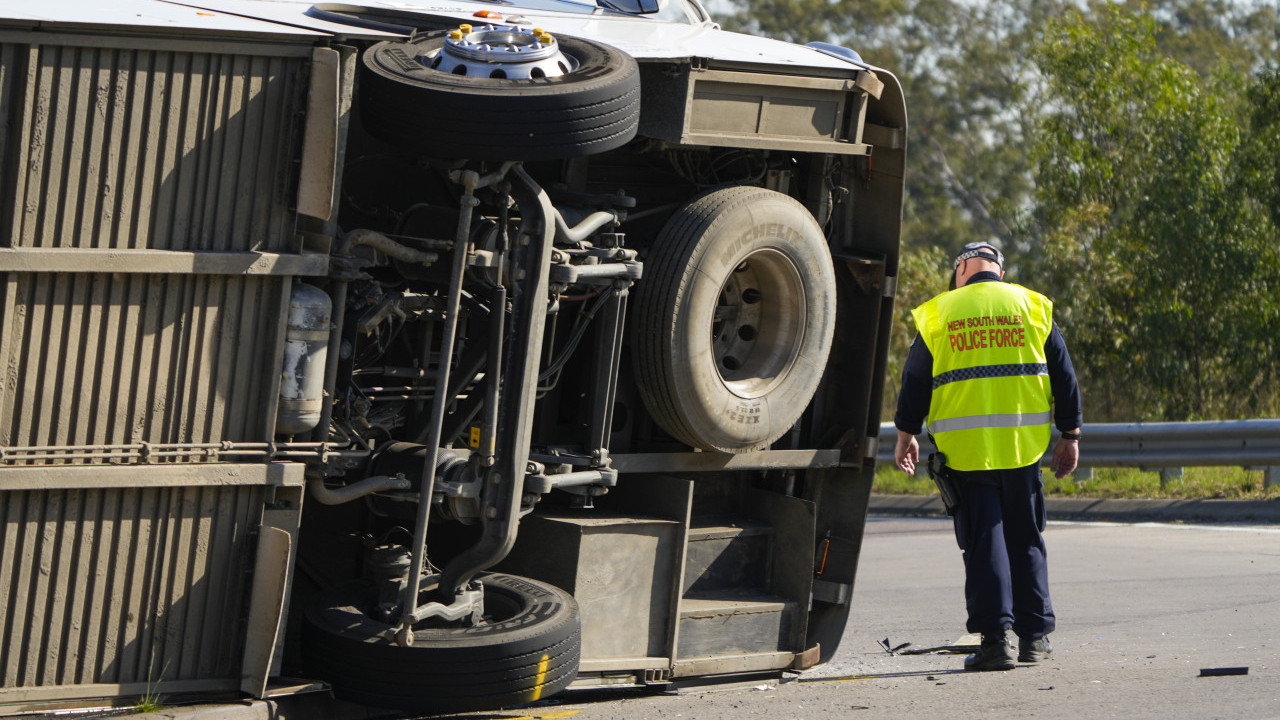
[
  {"x1": 397, "y1": 169, "x2": 485, "y2": 645},
  {"x1": 308, "y1": 474, "x2": 411, "y2": 505},
  {"x1": 524, "y1": 469, "x2": 617, "y2": 494},
  {"x1": 480, "y1": 194, "x2": 510, "y2": 462},
  {"x1": 0, "y1": 440, "x2": 366, "y2": 463},
  {"x1": 482, "y1": 284, "x2": 506, "y2": 460},
  {"x1": 340, "y1": 228, "x2": 439, "y2": 265},
  {"x1": 438, "y1": 165, "x2": 555, "y2": 597},
  {"x1": 553, "y1": 208, "x2": 618, "y2": 245}
]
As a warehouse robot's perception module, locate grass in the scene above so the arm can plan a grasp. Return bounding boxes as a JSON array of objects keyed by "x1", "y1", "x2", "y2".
[
  {"x1": 874, "y1": 465, "x2": 1280, "y2": 500},
  {"x1": 133, "y1": 657, "x2": 167, "y2": 714},
  {"x1": 133, "y1": 697, "x2": 165, "y2": 715}
]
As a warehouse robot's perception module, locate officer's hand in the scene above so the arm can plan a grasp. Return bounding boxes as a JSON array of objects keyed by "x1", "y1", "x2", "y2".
[
  {"x1": 894, "y1": 431, "x2": 919, "y2": 474},
  {"x1": 1052, "y1": 438, "x2": 1079, "y2": 479}
]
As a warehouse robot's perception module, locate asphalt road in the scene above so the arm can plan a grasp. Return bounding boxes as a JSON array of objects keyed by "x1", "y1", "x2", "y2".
[{"x1": 481, "y1": 516, "x2": 1280, "y2": 720}]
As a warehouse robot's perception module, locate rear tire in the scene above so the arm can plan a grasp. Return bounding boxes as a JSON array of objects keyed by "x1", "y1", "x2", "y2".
[
  {"x1": 301, "y1": 572, "x2": 580, "y2": 713},
  {"x1": 632, "y1": 187, "x2": 837, "y2": 452}
]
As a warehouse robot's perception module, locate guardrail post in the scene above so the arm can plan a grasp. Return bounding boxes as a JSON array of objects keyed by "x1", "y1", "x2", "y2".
[
  {"x1": 1265, "y1": 467, "x2": 1280, "y2": 490},
  {"x1": 1072, "y1": 467, "x2": 1093, "y2": 483},
  {"x1": 1159, "y1": 467, "x2": 1183, "y2": 488}
]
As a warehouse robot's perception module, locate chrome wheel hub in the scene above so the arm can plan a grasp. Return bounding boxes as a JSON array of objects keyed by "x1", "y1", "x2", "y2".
[
  {"x1": 423, "y1": 24, "x2": 578, "y2": 79},
  {"x1": 712, "y1": 248, "x2": 806, "y2": 399}
]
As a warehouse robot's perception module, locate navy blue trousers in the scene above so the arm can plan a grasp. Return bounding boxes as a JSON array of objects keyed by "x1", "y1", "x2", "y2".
[{"x1": 951, "y1": 463, "x2": 1055, "y2": 639}]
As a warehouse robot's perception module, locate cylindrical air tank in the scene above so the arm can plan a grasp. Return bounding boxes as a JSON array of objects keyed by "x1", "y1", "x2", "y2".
[{"x1": 276, "y1": 282, "x2": 332, "y2": 435}]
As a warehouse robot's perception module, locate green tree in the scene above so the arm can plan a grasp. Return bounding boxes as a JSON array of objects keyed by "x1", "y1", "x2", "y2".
[
  {"x1": 881, "y1": 244, "x2": 950, "y2": 418},
  {"x1": 1120, "y1": 0, "x2": 1280, "y2": 78},
  {"x1": 1240, "y1": 69, "x2": 1280, "y2": 228},
  {"x1": 1024, "y1": 5, "x2": 1279, "y2": 420},
  {"x1": 719, "y1": 0, "x2": 1053, "y2": 255},
  {"x1": 1234, "y1": 69, "x2": 1280, "y2": 413}
]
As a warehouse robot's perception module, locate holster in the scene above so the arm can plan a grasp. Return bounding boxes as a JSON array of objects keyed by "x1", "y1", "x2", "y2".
[{"x1": 927, "y1": 452, "x2": 961, "y2": 516}]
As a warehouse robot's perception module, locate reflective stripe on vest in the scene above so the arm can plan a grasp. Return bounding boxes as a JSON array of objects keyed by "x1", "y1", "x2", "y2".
[
  {"x1": 928, "y1": 410, "x2": 1053, "y2": 434},
  {"x1": 911, "y1": 281, "x2": 1054, "y2": 471},
  {"x1": 932, "y1": 363, "x2": 1048, "y2": 390}
]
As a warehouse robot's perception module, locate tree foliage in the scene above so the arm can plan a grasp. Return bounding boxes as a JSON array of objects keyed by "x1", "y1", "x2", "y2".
[{"x1": 1024, "y1": 6, "x2": 1280, "y2": 420}]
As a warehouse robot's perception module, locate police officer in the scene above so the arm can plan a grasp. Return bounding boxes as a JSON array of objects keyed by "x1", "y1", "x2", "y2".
[{"x1": 893, "y1": 241, "x2": 1082, "y2": 671}]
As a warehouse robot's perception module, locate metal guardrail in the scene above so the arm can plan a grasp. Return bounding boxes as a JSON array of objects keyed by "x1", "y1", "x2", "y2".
[{"x1": 877, "y1": 420, "x2": 1280, "y2": 487}]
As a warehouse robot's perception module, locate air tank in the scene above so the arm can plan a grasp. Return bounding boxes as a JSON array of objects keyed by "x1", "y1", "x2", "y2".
[{"x1": 276, "y1": 282, "x2": 332, "y2": 435}]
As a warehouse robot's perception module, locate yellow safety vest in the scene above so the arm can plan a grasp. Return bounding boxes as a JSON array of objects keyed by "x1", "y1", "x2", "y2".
[{"x1": 910, "y1": 281, "x2": 1054, "y2": 471}]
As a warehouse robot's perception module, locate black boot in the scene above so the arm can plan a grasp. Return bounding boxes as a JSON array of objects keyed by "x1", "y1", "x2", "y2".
[
  {"x1": 964, "y1": 630, "x2": 1016, "y2": 671},
  {"x1": 1018, "y1": 634, "x2": 1053, "y2": 663}
]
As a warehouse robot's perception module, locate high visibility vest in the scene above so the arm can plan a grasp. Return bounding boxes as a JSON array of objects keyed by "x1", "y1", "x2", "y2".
[{"x1": 910, "y1": 281, "x2": 1054, "y2": 471}]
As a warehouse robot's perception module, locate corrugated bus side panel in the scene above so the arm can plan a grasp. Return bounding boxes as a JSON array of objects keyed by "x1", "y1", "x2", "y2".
[
  {"x1": 0, "y1": 484, "x2": 262, "y2": 688},
  {"x1": 6, "y1": 42, "x2": 302, "y2": 252},
  {"x1": 0, "y1": 272, "x2": 284, "y2": 449},
  {"x1": 0, "y1": 28, "x2": 319, "y2": 712},
  {"x1": 0, "y1": 37, "x2": 310, "y2": 451}
]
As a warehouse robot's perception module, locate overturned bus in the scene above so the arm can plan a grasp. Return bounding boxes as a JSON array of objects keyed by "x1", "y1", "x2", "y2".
[{"x1": 0, "y1": 0, "x2": 905, "y2": 714}]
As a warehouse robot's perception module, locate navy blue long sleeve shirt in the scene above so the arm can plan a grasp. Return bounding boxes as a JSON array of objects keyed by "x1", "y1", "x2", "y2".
[{"x1": 893, "y1": 273, "x2": 1083, "y2": 436}]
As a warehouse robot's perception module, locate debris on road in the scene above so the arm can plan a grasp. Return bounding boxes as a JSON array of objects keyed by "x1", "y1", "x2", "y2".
[
  {"x1": 1198, "y1": 667, "x2": 1249, "y2": 677},
  {"x1": 878, "y1": 638, "x2": 911, "y2": 654},
  {"x1": 901, "y1": 633, "x2": 981, "y2": 655}
]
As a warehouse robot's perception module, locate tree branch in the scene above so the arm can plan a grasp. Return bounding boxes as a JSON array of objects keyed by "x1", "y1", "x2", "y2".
[{"x1": 918, "y1": 129, "x2": 1014, "y2": 244}]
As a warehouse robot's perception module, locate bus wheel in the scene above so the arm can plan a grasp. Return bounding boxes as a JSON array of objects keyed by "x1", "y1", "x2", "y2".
[
  {"x1": 633, "y1": 186, "x2": 837, "y2": 453},
  {"x1": 301, "y1": 572, "x2": 580, "y2": 713},
  {"x1": 360, "y1": 30, "x2": 639, "y2": 161}
]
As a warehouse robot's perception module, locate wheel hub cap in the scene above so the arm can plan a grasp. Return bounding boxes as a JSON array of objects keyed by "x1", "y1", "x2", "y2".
[
  {"x1": 425, "y1": 24, "x2": 578, "y2": 79},
  {"x1": 712, "y1": 248, "x2": 806, "y2": 398}
]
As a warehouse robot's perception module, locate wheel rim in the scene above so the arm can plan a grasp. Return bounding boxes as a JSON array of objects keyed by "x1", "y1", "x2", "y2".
[
  {"x1": 424, "y1": 24, "x2": 577, "y2": 79},
  {"x1": 711, "y1": 247, "x2": 806, "y2": 398}
]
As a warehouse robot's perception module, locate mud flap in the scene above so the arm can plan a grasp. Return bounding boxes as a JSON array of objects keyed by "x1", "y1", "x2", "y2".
[{"x1": 240, "y1": 524, "x2": 294, "y2": 697}]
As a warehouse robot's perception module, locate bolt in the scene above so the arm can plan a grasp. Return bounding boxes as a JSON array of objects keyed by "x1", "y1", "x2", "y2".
[
  {"x1": 396, "y1": 625, "x2": 415, "y2": 647},
  {"x1": 485, "y1": 507, "x2": 498, "y2": 519}
]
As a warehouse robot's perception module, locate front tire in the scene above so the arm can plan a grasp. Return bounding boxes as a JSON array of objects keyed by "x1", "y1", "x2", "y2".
[
  {"x1": 632, "y1": 187, "x2": 837, "y2": 453},
  {"x1": 301, "y1": 572, "x2": 580, "y2": 713}
]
